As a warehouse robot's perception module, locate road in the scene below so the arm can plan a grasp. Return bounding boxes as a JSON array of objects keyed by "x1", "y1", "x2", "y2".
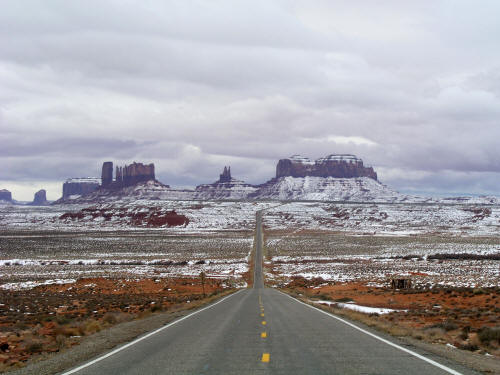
[{"x1": 62, "y1": 211, "x2": 479, "y2": 375}]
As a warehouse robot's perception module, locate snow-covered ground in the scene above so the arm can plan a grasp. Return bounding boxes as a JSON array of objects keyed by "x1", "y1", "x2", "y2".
[
  {"x1": 265, "y1": 233, "x2": 500, "y2": 288},
  {"x1": 1, "y1": 198, "x2": 498, "y2": 290},
  {"x1": 310, "y1": 300, "x2": 404, "y2": 314},
  {"x1": 0, "y1": 199, "x2": 498, "y2": 235},
  {"x1": 0, "y1": 232, "x2": 252, "y2": 290}
]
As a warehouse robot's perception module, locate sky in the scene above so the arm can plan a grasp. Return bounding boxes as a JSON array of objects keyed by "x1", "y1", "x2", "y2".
[{"x1": 1, "y1": 0, "x2": 499, "y2": 201}]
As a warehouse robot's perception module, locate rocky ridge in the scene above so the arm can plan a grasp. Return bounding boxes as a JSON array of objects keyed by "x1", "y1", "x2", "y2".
[{"x1": 51, "y1": 155, "x2": 500, "y2": 204}]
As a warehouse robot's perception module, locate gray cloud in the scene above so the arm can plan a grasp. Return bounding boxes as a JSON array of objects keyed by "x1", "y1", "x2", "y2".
[{"x1": 1, "y1": 0, "x2": 500, "y2": 200}]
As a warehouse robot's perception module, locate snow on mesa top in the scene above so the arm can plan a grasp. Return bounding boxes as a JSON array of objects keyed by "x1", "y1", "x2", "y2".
[
  {"x1": 288, "y1": 155, "x2": 315, "y2": 165},
  {"x1": 316, "y1": 154, "x2": 363, "y2": 164}
]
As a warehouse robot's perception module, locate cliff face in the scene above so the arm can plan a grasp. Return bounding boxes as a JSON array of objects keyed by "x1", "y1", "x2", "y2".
[
  {"x1": 0, "y1": 189, "x2": 12, "y2": 202},
  {"x1": 101, "y1": 162, "x2": 113, "y2": 187},
  {"x1": 62, "y1": 178, "x2": 100, "y2": 199},
  {"x1": 276, "y1": 154, "x2": 377, "y2": 180},
  {"x1": 32, "y1": 189, "x2": 48, "y2": 205}
]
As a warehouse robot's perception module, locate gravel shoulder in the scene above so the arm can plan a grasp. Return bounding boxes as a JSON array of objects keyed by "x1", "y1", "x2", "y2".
[
  {"x1": 401, "y1": 337, "x2": 500, "y2": 375},
  {"x1": 4, "y1": 290, "x2": 237, "y2": 375}
]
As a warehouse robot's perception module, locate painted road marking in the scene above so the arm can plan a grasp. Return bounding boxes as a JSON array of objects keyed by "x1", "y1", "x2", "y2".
[
  {"x1": 261, "y1": 332, "x2": 267, "y2": 338},
  {"x1": 61, "y1": 289, "x2": 246, "y2": 375},
  {"x1": 262, "y1": 353, "x2": 270, "y2": 363},
  {"x1": 262, "y1": 321, "x2": 266, "y2": 325},
  {"x1": 261, "y1": 313, "x2": 265, "y2": 317},
  {"x1": 280, "y1": 291, "x2": 464, "y2": 375}
]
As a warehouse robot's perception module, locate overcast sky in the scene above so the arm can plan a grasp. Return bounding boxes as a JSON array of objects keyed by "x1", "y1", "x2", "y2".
[{"x1": 1, "y1": 0, "x2": 499, "y2": 200}]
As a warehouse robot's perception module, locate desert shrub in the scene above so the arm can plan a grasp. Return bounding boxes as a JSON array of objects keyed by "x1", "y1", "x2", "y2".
[
  {"x1": 151, "y1": 304, "x2": 162, "y2": 312},
  {"x1": 459, "y1": 325, "x2": 471, "y2": 340},
  {"x1": 55, "y1": 326, "x2": 80, "y2": 337},
  {"x1": 14, "y1": 322, "x2": 28, "y2": 330},
  {"x1": 82, "y1": 320, "x2": 101, "y2": 335},
  {"x1": 478, "y1": 327, "x2": 500, "y2": 345},
  {"x1": 27, "y1": 342, "x2": 43, "y2": 353},
  {"x1": 55, "y1": 334, "x2": 67, "y2": 349},
  {"x1": 56, "y1": 315, "x2": 71, "y2": 325},
  {"x1": 102, "y1": 312, "x2": 118, "y2": 325},
  {"x1": 458, "y1": 343, "x2": 478, "y2": 351},
  {"x1": 424, "y1": 327, "x2": 446, "y2": 339},
  {"x1": 431, "y1": 320, "x2": 458, "y2": 332}
]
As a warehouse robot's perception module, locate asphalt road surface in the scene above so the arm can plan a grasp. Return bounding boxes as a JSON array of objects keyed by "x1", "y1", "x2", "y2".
[{"x1": 61, "y1": 211, "x2": 479, "y2": 375}]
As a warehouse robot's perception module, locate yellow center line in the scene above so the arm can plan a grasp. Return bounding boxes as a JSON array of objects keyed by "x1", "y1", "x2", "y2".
[
  {"x1": 261, "y1": 332, "x2": 267, "y2": 338},
  {"x1": 262, "y1": 321, "x2": 266, "y2": 325},
  {"x1": 262, "y1": 353, "x2": 270, "y2": 363},
  {"x1": 261, "y1": 313, "x2": 265, "y2": 317}
]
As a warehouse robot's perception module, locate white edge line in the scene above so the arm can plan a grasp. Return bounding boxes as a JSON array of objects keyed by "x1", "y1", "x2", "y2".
[
  {"x1": 60, "y1": 289, "x2": 246, "y2": 375},
  {"x1": 279, "y1": 291, "x2": 464, "y2": 375}
]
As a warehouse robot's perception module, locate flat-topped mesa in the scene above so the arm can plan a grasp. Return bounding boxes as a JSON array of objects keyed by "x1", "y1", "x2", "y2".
[
  {"x1": 0, "y1": 189, "x2": 12, "y2": 202},
  {"x1": 276, "y1": 154, "x2": 377, "y2": 180},
  {"x1": 101, "y1": 161, "x2": 156, "y2": 190},
  {"x1": 219, "y1": 166, "x2": 232, "y2": 183},
  {"x1": 62, "y1": 178, "x2": 100, "y2": 199}
]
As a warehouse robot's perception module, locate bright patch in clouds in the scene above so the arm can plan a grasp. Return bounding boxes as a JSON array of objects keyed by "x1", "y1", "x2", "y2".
[{"x1": 326, "y1": 136, "x2": 377, "y2": 146}]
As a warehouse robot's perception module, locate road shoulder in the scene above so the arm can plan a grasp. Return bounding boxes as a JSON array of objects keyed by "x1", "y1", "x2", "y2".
[{"x1": 279, "y1": 289, "x2": 499, "y2": 375}]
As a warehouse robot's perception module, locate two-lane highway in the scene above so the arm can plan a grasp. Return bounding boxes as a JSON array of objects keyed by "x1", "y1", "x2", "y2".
[{"x1": 61, "y1": 212, "x2": 480, "y2": 374}]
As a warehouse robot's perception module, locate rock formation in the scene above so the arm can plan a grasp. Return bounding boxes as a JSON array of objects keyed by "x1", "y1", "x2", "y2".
[
  {"x1": 101, "y1": 161, "x2": 113, "y2": 187},
  {"x1": 62, "y1": 178, "x2": 100, "y2": 200},
  {"x1": 219, "y1": 166, "x2": 231, "y2": 183},
  {"x1": 276, "y1": 154, "x2": 377, "y2": 180},
  {"x1": 194, "y1": 166, "x2": 258, "y2": 199},
  {"x1": 31, "y1": 189, "x2": 48, "y2": 205},
  {"x1": 0, "y1": 189, "x2": 12, "y2": 202},
  {"x1": 101, "y1": 161, "x2": 156, "y2": 190},
  {"x1": 54, "y1": 154, "x2": 387, "y2": 203}
]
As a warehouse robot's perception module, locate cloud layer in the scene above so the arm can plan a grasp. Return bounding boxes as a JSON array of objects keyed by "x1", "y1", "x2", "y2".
[{"x1": 1, "y1": 0, "x2": 499, "y2": 200}]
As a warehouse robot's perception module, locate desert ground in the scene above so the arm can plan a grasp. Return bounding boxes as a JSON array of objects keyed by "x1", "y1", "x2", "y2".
[{"x1": 0, "y1": 201, "x2": 498, "y2": 372}]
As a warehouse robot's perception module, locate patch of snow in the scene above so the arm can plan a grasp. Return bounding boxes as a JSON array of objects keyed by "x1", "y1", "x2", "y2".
[{"x1": 312, "y1": 300, "x2": 404, "y2": 314}]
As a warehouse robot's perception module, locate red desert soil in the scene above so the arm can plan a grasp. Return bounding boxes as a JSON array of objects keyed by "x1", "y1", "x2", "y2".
[
  {"x1": 0, "y1": 277, "x2": 232, "y2": 370},
  {"x1": 60, "y1": 207, "x2": 189, "y2": 227},
  {"x1": 285, "y1": 277, "x2": 500, "y2": 357}
]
